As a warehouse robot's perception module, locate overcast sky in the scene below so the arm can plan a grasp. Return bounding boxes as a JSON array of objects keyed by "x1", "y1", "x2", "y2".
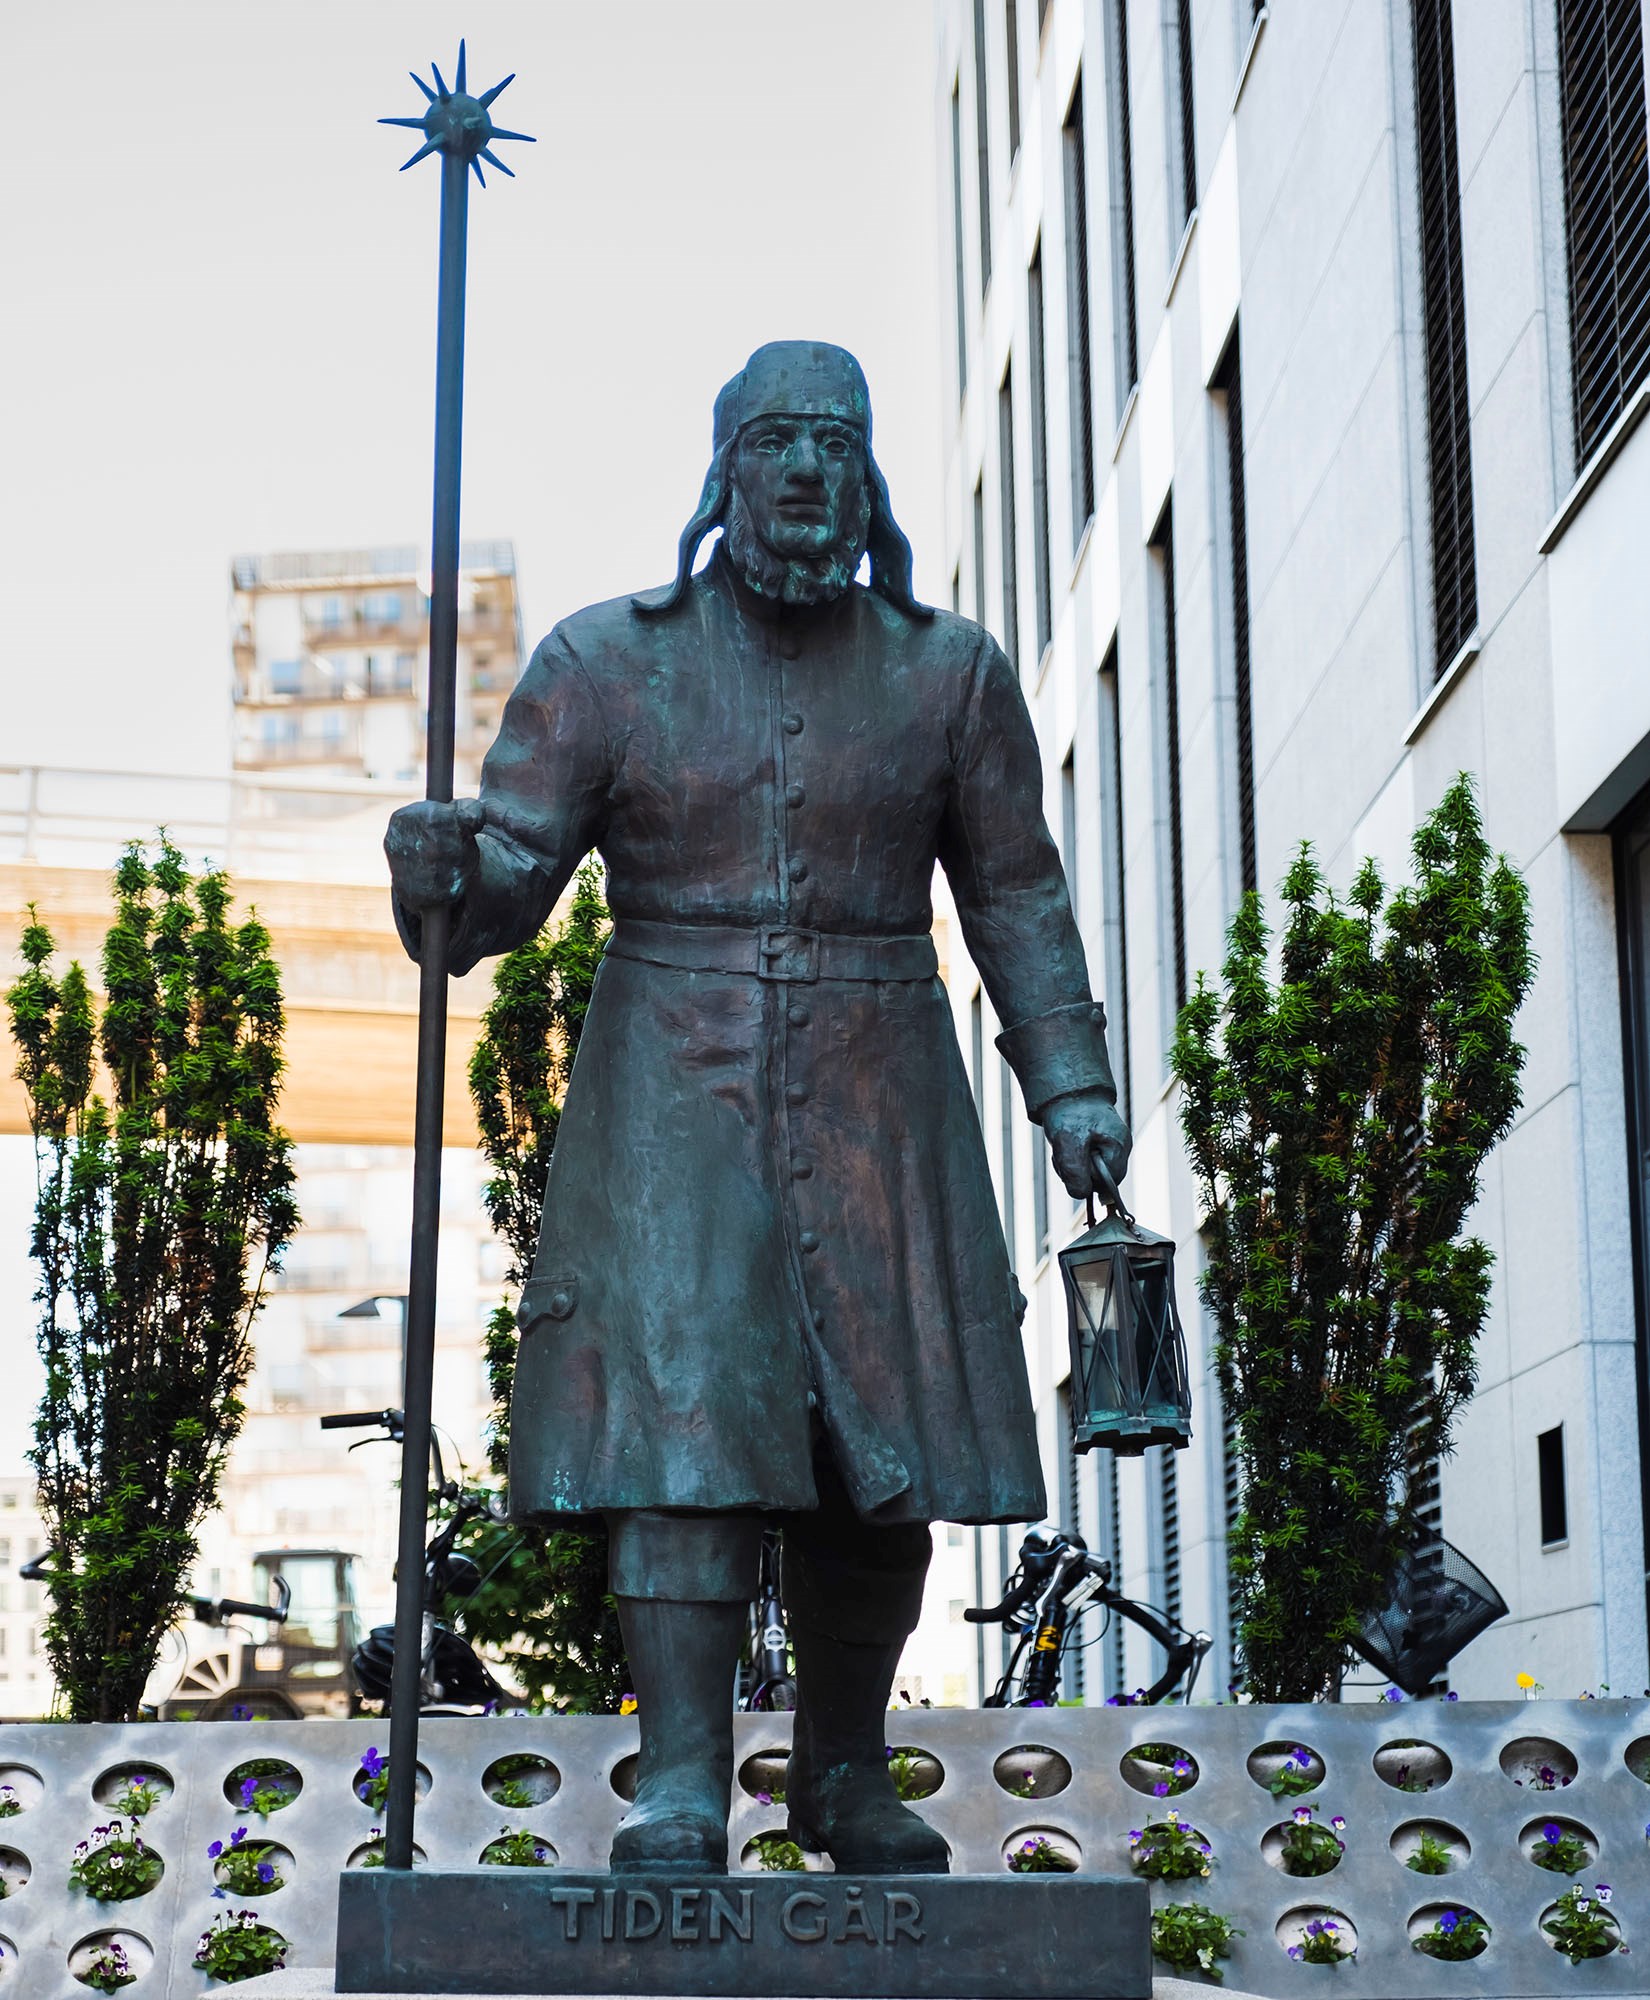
[
  {"x1": 1, "y1": 1, "x2": 944, "y2": 779},
  {"x1": 0, "y1": 1, "x2": 944, "y2": 1471}
]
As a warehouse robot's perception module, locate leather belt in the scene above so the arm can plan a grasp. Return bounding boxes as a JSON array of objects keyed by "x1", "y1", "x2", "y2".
[{"x1": 605, "y1": 917, "x2": 938, "y2": 985}]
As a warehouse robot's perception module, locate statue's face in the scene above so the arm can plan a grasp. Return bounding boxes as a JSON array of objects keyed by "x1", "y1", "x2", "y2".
[{"x1": 731, "y1": 415, "x2": 868, "y2": 559}]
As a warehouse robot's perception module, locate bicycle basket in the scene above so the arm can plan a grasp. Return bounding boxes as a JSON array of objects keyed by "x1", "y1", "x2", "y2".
[{"x1": 1351, "y1": 1537, "x2": 1507, "y2": 1695}]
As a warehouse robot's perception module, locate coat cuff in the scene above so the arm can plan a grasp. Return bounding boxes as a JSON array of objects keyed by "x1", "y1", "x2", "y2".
[{"x1": 995, "y1": 1002, "x2": 1117, "y2": 1121}]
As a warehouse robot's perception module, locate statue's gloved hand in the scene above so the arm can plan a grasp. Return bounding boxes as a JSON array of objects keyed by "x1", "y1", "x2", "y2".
[
  {"x1": 384, "y1": 797, "x2": 485, "y2": 910},
  {"x1": 1044, "y1": 1088, "x2": 1133, "y2": 1200}
]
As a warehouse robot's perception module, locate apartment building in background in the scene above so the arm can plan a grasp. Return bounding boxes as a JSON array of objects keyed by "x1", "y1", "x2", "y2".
[
  {"x1": 935, "y1": 0, "x2": 1650, "y2": 1701},
  {"x1": 231, "y1": 543, "x2": 523, "y2": 790},
  {"x1": 0, "y1": 1477, "x2": 49, "y2": 1719},
  {"x1": 0, "y1": 541, "x2": 531, "y2": 1710}
]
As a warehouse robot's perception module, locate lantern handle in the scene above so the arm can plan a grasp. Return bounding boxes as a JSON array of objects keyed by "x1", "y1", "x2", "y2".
[{"x1": 1086, "y1": 1146, "x2": 1136, "y2": 1230}]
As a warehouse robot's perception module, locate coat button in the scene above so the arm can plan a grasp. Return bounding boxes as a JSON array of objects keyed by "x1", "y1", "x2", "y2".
[
  {"x1": 549, "y1": 1290, "x2": 571, "y2": 1318},
  {"x1": 780, "y1": 634, "x2": 801, "y2": 660},
  {"x1": 787, "y1": 857, "x2": 809, "y2": 882},
  {"x1": 787, "y1": 1003, "x2": 810, "y2": 1026},
  {"x1": 786, "y1": 782, "x2": 806, "y2": 808},
  {"x1": 785, "y1": 1083, "x2": 808, "y2": 1106},
  {"x1": 782, "y1": 712, "x2": 804, "y2": 734},
  {"x1": 791, "y1": 1159, "x2": 813, "y2": 1179},
  {"x1": 799, "y1": 1231, "x2": 820, "y2": 1253}
]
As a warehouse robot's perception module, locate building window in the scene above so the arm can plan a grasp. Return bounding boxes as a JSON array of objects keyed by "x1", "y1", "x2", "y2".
[
  {"x1": 1098, "y1": 643, "x2": 1133, "y2": 1124},
  {"x1": 1537, "y1": 1426, "x2": 1568, "y2": 1546},
  {"x1": 973, "y1": 476, "x2": 988, "y2": 627},
  {"x1": 1063, "y1": 78, "x2": 1097, "y2": 537},
  {"x1": 1103, "y1": 2, "x2": 1140, "y2": 412},
  {"x1": 1557, "y1": 0, "x2": 1650, "y2": 463},
  {"x1": 1027, "y1": 242, "x2": 1054, "y2": 660},
  {"x1": 1104, "y1": 1452, "x2": 1126, "y2": 1695},
  {"x1": 971, "y1": 989, "x2": 986, "y2": 1114},
  {"x1": 1171, "y1": 0, "x2": 1198, "y2": 231},
  {"x1": 0, "y1": 1539, "x2": 8, "y2": 1567},
  {"x1": 1613, "y1": 785, "x2": 1650, "y2": 1632},
  {"x1": 999, "y1": 1055, "x2": 1019, "y2": 1273},
  {"x1": 1212, "y1": 334, "x2": 1258, "y2": 898},
  {"x1": 1033, "y1": 1120, "x2": 1050, "y2": 1256},
  {"x1": 973, "y1": 0, "x2": 993, "y2": 297},
  {"x1": 1410, "y1": 0, "x2": 1478, "y2": 677},
  {"x1": 1220, "y1": 1381, "x2": 1243, "y2": 1678},
  {"x1": 951, "y1": 81, "x2": 969, "y2": 396},
  {"x1": 268, "y1": 659, "x2": 302, "y2": 695},
  {"x1": 1158, "y1": 1445, "x2": 1182, "y2": 1632},
  {"x1": 998, "y1": 367, "x2": 1021, "y2": 669},
  {"x1": 1005, "y1": 0, "x2": 1022, "y2": 162},
  {"x1": 951, "y1": 565, "x2": 962, "y2": 614},
  {"x1": 1148, "y1": 504, "x2": 1189, "y2": 1029},
  {"x1": 1057, "y1": 1380, "x2": 1085, "y2": 1699}
]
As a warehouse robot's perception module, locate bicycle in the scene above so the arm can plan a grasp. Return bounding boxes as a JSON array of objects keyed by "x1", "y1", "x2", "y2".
[
  {"x1": 19, "y1": 1551, "x2": 295, "y2": 1718},
  {"x1": 319, "y1": 1407, "x2": 516, "y2": 1713},
  {"x1": 738, "y1": 1525, "x2": 797, "y2": 1711},
  {"x1": 966, "y1": 1525, "x2": 1212, "y2": 1707}
]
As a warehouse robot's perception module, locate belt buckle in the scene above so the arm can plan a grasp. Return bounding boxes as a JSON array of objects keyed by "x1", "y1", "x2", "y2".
[{"x1": 759, "y1": 925, "x2": 820, "y2": 983}]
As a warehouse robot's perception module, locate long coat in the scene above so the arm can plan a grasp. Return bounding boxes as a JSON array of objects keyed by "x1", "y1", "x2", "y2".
[{"x1": 399, "y1": 552, "x2": 1116, "y2": 1526}]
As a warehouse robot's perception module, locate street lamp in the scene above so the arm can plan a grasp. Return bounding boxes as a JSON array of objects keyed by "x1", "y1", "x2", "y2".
[
  {"x1": 338, "y1": 1294, "x2": 410, "y2": 1365},
  {"x1": 1058, "y1": 1161, "x2": 1193, "y2": 1456}
]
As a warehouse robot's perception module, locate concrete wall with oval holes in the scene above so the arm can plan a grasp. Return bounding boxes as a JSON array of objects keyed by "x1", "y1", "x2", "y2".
[{"x1": 0, "y1": 1702, "x2": 1644, "y2": 1997}]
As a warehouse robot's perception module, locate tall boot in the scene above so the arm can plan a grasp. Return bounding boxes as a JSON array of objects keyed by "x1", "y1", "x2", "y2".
[
  {"x1": 785, "y1": 1628, "x2": 951, "y2": 1874},
  {"x1": 610, "y1": 1596, "x2": 745, "y2": 1875}
]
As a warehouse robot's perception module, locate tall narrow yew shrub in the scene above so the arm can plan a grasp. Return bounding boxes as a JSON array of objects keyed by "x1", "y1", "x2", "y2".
[
  {"x1": 1172, "y1": 777, "x2": 1532, "y2": 1700},
  {"x1": 6, "y1": 839, "x2": 297, "y2": 1720}
]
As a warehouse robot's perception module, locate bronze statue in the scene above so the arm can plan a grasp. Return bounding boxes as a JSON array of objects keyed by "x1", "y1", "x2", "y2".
[{"x1": 387, "y1": 342, "x2": 1132, "y2": 1878}]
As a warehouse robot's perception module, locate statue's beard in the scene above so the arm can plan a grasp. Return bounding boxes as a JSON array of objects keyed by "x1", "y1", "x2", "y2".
[{"x1": 724, "y1": 483, "x2": 871, "y2": 607}]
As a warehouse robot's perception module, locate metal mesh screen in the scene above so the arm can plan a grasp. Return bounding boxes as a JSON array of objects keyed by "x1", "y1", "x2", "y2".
[
  {"x1": 1557, "y1": 0, "x2": 1650, "y2": 463},
  {"x1": 1411, "y1": 0, "x2": 1479, "y2": 676}
]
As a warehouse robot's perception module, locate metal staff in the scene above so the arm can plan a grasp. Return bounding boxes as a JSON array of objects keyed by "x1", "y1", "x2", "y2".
[{"x1": 376, "y1": 42, "x2": 532, "y2": 1874}]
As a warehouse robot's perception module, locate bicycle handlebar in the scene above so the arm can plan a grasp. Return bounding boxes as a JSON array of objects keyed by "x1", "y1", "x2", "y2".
[
  {"x1": 320, "y1": 1409, "x2": 402, "y2": 1432},
  {"x1": 190, "y1": 1595, "x2": 289, "y2": 1626}
]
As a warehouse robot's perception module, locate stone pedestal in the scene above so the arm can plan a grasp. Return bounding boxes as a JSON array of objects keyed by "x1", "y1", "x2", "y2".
[{"x1": 334, "y1": 1870, "x2": 1152, "y2": 1998}]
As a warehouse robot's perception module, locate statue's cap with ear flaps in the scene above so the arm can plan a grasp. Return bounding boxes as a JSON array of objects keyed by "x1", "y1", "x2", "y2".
[{"x1": 711, "y1": 341, "x2": 873, "y2": 451}]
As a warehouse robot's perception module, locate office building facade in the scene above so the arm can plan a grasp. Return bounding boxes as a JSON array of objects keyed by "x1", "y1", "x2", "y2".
[{"x1": 934, "y1": 0, "x2": 1650, "y2": 1699}]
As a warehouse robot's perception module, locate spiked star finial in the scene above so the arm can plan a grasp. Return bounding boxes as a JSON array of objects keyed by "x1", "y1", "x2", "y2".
[{"x1": 379, "y1": 39, "x2": 535, "y2": 186}]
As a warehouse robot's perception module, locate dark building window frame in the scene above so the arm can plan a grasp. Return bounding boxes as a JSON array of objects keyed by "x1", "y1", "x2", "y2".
[
  {"x1": 1212, "y1": 331, "x2": 1258, "y2": 899},
  {"x1": 951, "y1": 79, "x2": 969, "y2": 397},
  {"x1": 998, "y1": 365, "x2": 1021, "y2": 670},
  {"x1": 1148, "y1": 503, "x2": 1189, "y2": 1036},
  {"x1": 1410, "y1": 0, "x2": 1479, "y2": 678},
  {"x1": 1611, "y1": 781, "x2": 1650, "y2": 1640},
  {"x1": 1005, "y1": 0, "x2": 1023, "y2": 163},
  {"x1": 1556, "y1": 0, "x2": 1650, "y2": 468},
  {"x1": 1098, "y1": 641, "x2": 1133, "y2": 1125},
  {"x1": 973, "y1": 0, "x2": 994, "y2": 299},
  {"x1": 1063, "y1": 76, "x2": 1098, "y2": 541},
  {"x1": 1170, "y1": 0, "x2": 1199, "y2": 232},
  {"x1": 1028, "y1": 240, "x2": 1055, "y2": 662},
  {"x1": 1103, "y1": 0, "x2": 1141, "y2": 415}
]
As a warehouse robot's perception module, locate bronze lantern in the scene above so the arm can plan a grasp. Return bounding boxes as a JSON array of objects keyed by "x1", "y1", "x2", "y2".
[{"x1": 1059, "y1": 1160, "x2": 1192, "y2": 1455}]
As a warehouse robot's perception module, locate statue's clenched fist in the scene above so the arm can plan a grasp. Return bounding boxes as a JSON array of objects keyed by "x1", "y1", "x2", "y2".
[
  {"x1": 1043, "y1": 1088, "x2": 1133, "y2": 1202},
  {"x1": 384, "y1": 797, "x2": 486, "y2": 911}
]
